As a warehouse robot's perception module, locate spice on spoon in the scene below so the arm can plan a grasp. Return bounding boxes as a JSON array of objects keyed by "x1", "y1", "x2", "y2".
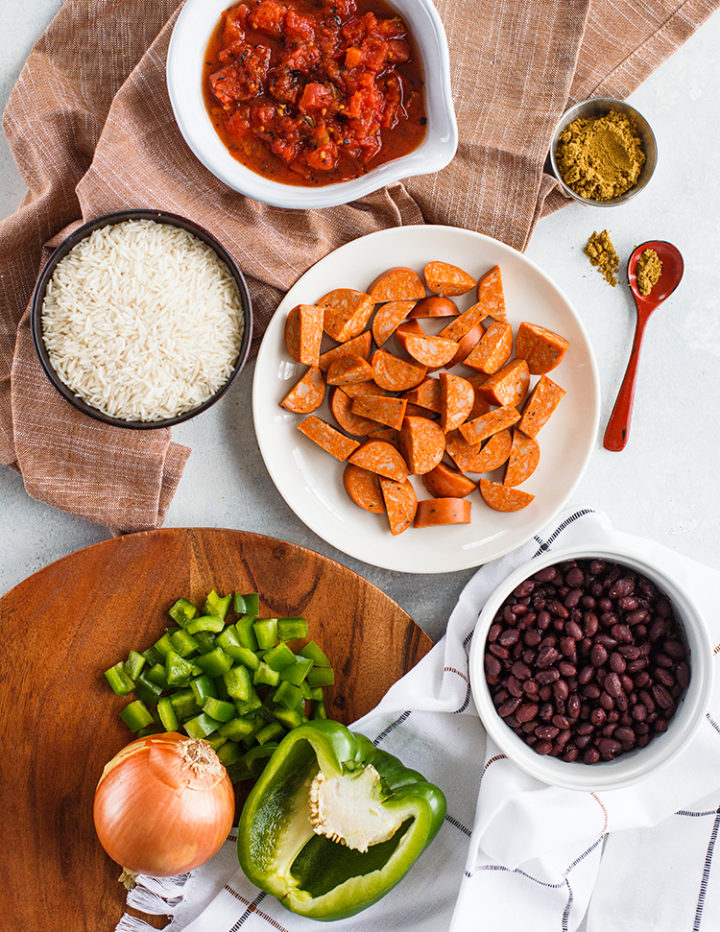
[
  {"x1": 584, "y1": 230, "x2": 619, "y2": 286},
  {"x1": 636, "y1": 248, "x2": 663, "y2": 295},
  {"x1": 556, "y1": 111, "x2": 645, "y2": 201}
]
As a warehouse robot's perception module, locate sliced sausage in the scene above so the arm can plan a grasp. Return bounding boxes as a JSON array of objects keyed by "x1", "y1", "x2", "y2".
[
  {"x1": 480, "y1": 479, "x2": 534, "y2": 512},
  {"x1": 326, "y1": 355, "x2": 374, "y2": 386},
  {"x1": 504, "y1": 430, "x2": 540, "y2": 486},
  {"x1": 380, "y1": 477, "x2": 418, "y2": 535},
  {"x1": 280, "y1": 366, "x2": 326, "y2": 414},
  {"x1": 468, "y1": 389, "x2": 491, "y2": 421},
  {"x1": 343, "y1": 464, "x2": 385, "y2": 514},
  {"x1": 351, "y1": 394, "x2": 408, "y2": 431},
  {"x1": 331, "y1": 388, "x2": 378, "y2": 436},
  {"x1": 438, "y1": 301, "x2": 488, "y2": 342},
  {"x1": 405, "y1": 402, "x2": 438, "y2": 419},
  {"x1": 409, "y1": 296, "x2": 458, "y2": 318},
  {"x1": 369, "y1": 267, "x2": 426, "y2": 302},
  {"x1": 341, "y1": 381, "x2": 386, "y2": 399},
  {"x1": 424, "y1": 261, "x2": 476, "y2": 297},
  {"x1": 371, "y1": 300, "x2": 415, "y2": 347},
  {"x1": 404, "y1": 377, "x2": 442, "y2": 413},
  {"x1": 445, "y1": 429, "x2": 482, "y2": 472},
  {"x1": 318, "y1": 331, "x2": 372, "y2": 372},
  {"x1": 460, "y1": 405, "x2": 521, "y2": 446},
  {"x1": 422, "y1": 463, "x2": 477, "y2": 498},
  {"x1": 371, "y1": 349, "x2": 427, "y2": 391},
  {"x1": 477, "y1": 358, "x2": 530, "y2": 407},
  {"x1": 398, "y1": 416, "x2": 446, "y2": 475},
  {"x1": 297, "y1": 416, "x2": 360, "y2": 461},
  {"x1": 448, "y1": 323, "x2": 484, "y2": 367},
  {"x1": 285, "y1": 304, "x2": 323, "y2": 366},
  {"x1": 318, "y1": 289, "x2": 374, "y2": 342},
  {"x1": 440, "y1": 372, "x2": 475, "y2": 432},
  {"x1": 414, "y1": 498, "x2": 472, "y2": 527},
  {"x1": 398, "y1": 332, "x2": 458, "y2": 369},
  {"x1": 518, "y1": 376, "x2": 566, "y2": 437},
  {"x1": 349, "y1": 439, "x2": 408, "y2": 482},
  {"x1": 476, "y1": 266, "x2": 507, "y2": 321},
  {"x1": 516, "y1": 322, "x2": 570, "y2": 374},
  {"x1": 367, "y1": 427, "x2": 400, "y2": 447},
  {"x1": 464, "y1": 321, "x2": 513, "y2": 374},
  {"x1": 470, "y1": 428, "x2": 513, "y2": 473}
]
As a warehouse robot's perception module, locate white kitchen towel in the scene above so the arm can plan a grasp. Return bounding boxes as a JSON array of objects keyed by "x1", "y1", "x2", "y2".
[{"x1": 117, "y1": 509, "x2": 720, "y2": 932}]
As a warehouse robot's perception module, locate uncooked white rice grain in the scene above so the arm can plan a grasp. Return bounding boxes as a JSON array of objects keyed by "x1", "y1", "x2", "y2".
[{"x1": 41, "y1": 219, "x2": 244, "y2": 422}]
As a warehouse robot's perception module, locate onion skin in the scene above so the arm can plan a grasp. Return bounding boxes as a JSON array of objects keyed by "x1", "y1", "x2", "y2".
[{"x1": 93, "y1": 732, "x2": 235, "y2": 876}]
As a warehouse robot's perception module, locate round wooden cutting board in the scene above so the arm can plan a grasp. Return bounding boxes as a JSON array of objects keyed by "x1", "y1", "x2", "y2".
[{"x1": 0, "y1": 528, "x2": 432, "y2": 931}]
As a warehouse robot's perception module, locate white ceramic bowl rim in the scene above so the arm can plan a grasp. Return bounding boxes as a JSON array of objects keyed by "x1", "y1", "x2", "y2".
[
  {"x1": 469, "y1": 544, "x2": 714, "y2": 791},
  {"x1": 166, "y1": 0, "x2": 458, "y2": 208}
]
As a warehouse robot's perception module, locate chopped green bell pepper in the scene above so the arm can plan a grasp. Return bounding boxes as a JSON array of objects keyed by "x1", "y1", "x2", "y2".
[{"x1": 237, "y1": 721, "x2": 446, "y2": 921}]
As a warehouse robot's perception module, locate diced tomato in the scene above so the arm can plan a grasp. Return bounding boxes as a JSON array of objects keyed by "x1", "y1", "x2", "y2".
[
  {"x1": 209, "y1": 44, "x2": 271, "y2": 106},
  {"x1": 380, "y1": 73, "x2": 403, "y2": 129},
  {"x1": 221, "y1": 5, "x2": 249, "y2": 46},
  {"x1": 387, "y1": 38, "x2": 410, "y2": 63},
  {"x1": 305, "y1": 141, "x2": 339, "y2": 171},
  {"x1": 359, "y1": 36, "x2": 389, "y2": 73},
  {"x1": 285, "y1": 9, "x2": 315, "y2": 41},
  {"x1": 248, "y1": 0, "x2": 287, "y2": 36},
  {"x1": 374, "y1": 15, "x2": 405, "y2": 39},
  {"x1": 299, "y1": 82, "x2": 335, "y2": 115}
]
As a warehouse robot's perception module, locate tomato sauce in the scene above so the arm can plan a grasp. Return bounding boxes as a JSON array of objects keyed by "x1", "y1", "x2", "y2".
[{"x1": 203, "y1": 0, "x2": 427, "y2": 187}]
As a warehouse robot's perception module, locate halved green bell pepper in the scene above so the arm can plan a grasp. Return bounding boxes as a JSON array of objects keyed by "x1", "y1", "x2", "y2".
[{"x1": 237, "y1": 720, "x2": 446, "y2": 922}]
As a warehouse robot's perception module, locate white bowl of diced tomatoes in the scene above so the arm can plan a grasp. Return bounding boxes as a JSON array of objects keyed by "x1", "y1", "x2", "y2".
[{"x1": 167, "y1": 0, "x2": 458, "y2": 209}]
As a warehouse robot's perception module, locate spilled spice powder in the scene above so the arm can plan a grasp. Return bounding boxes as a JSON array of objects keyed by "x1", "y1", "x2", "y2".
[
  {"x1": 584, "y1": 230, "x2": 619, "y2": 286},
  {"x1": 557, "y1": 111, "x2": 645, "y2": 201},
  {"x1": 636, "y1": 249, "x2": 663, "y2": 295}
]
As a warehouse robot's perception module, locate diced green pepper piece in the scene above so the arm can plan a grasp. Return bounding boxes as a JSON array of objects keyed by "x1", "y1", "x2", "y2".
[
  {"x1": 253, "y1": 661, "x2": 280, "y2": 688},
  {"x1": 170, "y1": 629, "x2": 199, "y2": 658},
  {"x1": 235, "y1": 615, "x2": 258, "y2": 651},
  {"x1": 273, "y1": 680, "x2": 303, "y2": 710},
  {"x1": 191, "y1": 674, "x2": 217, "y2": 705},
  {"x1": 142, "y1": 646, "x2": 164, "y2": 666},
  {"x1": 243, "y1": 593, "x2": 260, "y2": 616},
  {"x1": 104, "y1": 662, "x2": 134, "y2": 696},
  {"x1": 213, "y1": 675, "x2": 229, "y2": 700},
  {"x1": 195, "y1": 647, "x2": 233, "y2": 677},
  {"x1": 277, "y1": 617, "x2": 308, "y2": 641},
  {"x1": 157, "y1": 696, "x2": 179, "y2": 731},
  {"x1": 307, "y1": 666, "x2": 335, "y2": 688},
  {"x1": 165, "y1": 650, "x2": 195, "y2": 687},
  {"x1": 168, "y1": 597, "x2": 198, "y2": 628},
  {"x1": 299, "y1": 640, "x2": 332, "y2": 668},
  {"x1": 264, "y1": 642, "x2": 296, "y2": 672},
  {"x1": 120, "y1": 699, "x2": 154, "y2": 732},
  {"x1": 310, "y1": 700, "x2": 328, "y2": 721},
  {"x1": 219, "y1": 716, "x2": 259, "y2": 741},
  {"x1": 280, "y1": 656, "x2": 314, "y2": 685},
  {"x1": 146, "y1": 663, "x2": 168, "y2": 688},
  {"x1": 184, "y1": 712, "x2": 222, "y2": 738},
  {"x1": 309, "y1": 686, "x2": 324, "y2": 701},
  {"x1": 217, "y1": 741, "x2": 243, "y2": 766},
  {"x1": 253, "y1": 618, "x2": 279, "y2": 650},
  {"x1": 193, "y1": 631, "x2": 217, "y2": 654},
  {"x1": 187, "y1": 615, "x2": 225, "y2": 635},
  {"x1": 203, "y1": 589, "x2": 232, "y2": 620},
  {"x1": 273, "y1": 706, "x2": 306, "y2": 730},
  {"x1": 134, "y1": 670, "x2": 164, "y2": 705},
  {"x1": 203, "y1": 697, "x2": 237, "y2": 722},
  {"x1": 225, "y1": 644, "x2": 260, "y2": 670},
  {"x1": 300, "y1": 680, "x2": 313, "y2": 701},
  {"x1": 123, "y1": 650, "x2": 146, "y2": 682},
  {"x1": 170, "y1": 689, "x2": 200, "y2": 721},
  {"x1": 256, "y1": 722, "x2": 285, "y2": 745},
  {"x1": 154, "y1": 632, "x2": 176, "y2": 658},
  {"x1": 234, "y1": 689, "x2": 263, "y2": 716},
  {"x1": 216, "y1": 625, "x2": 241, "y2": 652},
  {"x1": 233, "y1": 591, "x2": 246, "y2": 614},
  {"x1": 206, "y1": 733, "x2": 228, "y2": 752},
  {"x1": 224, "y1": 665, "x2": 253, "y2": 702},
  {"x1": 137, "y1": 725, "x2": 162, "y2": 737}
]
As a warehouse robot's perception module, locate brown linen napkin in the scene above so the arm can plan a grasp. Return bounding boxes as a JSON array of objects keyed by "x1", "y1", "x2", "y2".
[{"x1": 1, "y1": 0, "x2": 716, "y2": 533}]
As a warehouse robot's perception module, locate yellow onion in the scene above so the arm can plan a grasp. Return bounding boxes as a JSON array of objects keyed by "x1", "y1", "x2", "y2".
[{"x1": 93, "y1": 732, "x2": 235, "y2": 876}]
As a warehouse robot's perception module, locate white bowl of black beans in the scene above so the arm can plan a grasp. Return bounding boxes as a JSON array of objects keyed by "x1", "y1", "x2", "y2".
[{"x1": 469, "y1": 546, "x2": 713, "y2": 790}]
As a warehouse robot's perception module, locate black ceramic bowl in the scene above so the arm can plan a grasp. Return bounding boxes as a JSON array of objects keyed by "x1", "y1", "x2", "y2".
[{"x1": 31, "y1": 209, "x2": 253, "y2": 430}]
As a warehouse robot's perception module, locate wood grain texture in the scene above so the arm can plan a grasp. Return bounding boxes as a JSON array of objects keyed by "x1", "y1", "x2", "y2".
[{"x1": 0, "y1": 528, "x2": 432, "y2": 931}]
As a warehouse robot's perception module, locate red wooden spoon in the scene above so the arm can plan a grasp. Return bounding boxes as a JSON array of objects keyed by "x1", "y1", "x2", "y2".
[{"x1": 603, "y1": 241, "x2": 684, "y2": 452}]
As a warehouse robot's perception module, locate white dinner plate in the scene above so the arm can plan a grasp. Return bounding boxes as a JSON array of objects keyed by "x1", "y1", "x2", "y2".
[{"x1": 252, "y1": 225, "x2": 600, "y2": 574}]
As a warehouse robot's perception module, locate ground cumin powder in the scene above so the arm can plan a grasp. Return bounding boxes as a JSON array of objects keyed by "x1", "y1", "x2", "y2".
[
  {"x1": 636, "y1": 248, "x2": 663, "y2": 295},
  {"x1": 584, "y1": 230, "x2": 619, "y2": 286},
  {"x1": 557, "y1": 111, "x2": 645, "y2": 201}
]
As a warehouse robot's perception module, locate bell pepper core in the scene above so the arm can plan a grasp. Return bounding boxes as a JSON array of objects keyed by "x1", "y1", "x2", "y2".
[{"x1": 237, "y1": 721, "x2": 446, "y2": 921}]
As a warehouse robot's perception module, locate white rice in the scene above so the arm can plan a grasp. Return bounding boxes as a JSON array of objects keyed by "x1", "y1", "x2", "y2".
[{"x1": 41, "y1": 219, "x2": 245, "y2": 422}]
